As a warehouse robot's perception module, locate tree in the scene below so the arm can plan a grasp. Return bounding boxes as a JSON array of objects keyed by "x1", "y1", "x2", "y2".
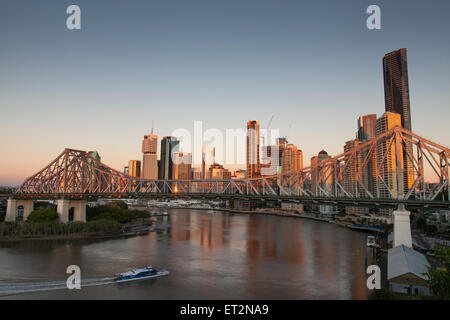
[
  {"x1": 27, "y1": 208, "x2": 59, "y2": 223},
  {"x1": 112, "y1": 201, "x2": 128, "y2": 210},
  {"x1": 424, "y1": 246, "x2": 450, "y2": 300}
]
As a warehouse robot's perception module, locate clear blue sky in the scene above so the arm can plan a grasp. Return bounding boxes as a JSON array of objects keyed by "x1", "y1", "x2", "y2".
[{"x1": 1, "y1": 0, "x2": 449, "y2": 185}]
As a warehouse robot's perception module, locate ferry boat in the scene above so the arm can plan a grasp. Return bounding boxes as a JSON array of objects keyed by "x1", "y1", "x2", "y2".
[{"x1": 113, "y1": 266, "x2": 169, "y2": 283}]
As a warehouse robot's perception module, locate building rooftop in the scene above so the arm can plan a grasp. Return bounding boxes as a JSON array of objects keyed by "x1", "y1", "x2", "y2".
[{"x1": 388, "y1": 245, "x2": 430, "y2": 282}]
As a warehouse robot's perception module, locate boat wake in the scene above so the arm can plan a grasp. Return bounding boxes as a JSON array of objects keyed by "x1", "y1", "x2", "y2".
[{"x1": 0, "y1": 277, "x2": 115, "y2": 297}]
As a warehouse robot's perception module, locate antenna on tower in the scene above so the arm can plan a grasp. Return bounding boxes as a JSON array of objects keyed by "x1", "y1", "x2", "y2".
[{"x1": 151, "y1": 120, "x2": 154, "y2": 134}]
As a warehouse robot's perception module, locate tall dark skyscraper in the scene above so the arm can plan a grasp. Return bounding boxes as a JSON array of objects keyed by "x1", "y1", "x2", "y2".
[
  {"x1": 382, "y1": 48, "x2": 412, "y2": 131},
  {"x1": 159, "y1": 136, "x2": 179, "y2": 180},
  {"x1": 383, "y1": 49, "x2": 415, "y2": 194}
]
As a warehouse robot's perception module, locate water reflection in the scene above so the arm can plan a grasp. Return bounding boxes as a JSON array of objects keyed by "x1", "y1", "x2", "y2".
[{"x1": 0, "y1": 209, "x2": 367, "y2": 299}]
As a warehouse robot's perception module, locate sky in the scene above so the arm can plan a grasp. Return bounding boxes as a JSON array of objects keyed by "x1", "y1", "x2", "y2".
[{"x1": 1, "y1": 0, "x2": 450, "y2": 185}]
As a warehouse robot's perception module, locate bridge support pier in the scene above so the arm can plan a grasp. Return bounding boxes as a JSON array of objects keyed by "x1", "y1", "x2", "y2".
[
  {"x1": 56, "y1": 199, "x2": 86, "y2": 223},
  {"x1": 5, "y1": 199, "x2": 34, "y2": 221},
  {"x1": 393, "y1": 204, "x2": 412, "y2": 248}
]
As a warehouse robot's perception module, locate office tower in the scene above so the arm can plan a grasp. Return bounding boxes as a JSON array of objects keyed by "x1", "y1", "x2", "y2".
[
  {"x1": 383, "y1": 48, "x2": 412, "y2": 131},
  {"x1": 383, "y1": 49, "x2": 415, "y2": 192},
  {"x1": 172, "y1": 152, "x2": 192, "y2": 180},
  {"x1": 261, "y1": 145, "x2": 278, "y2": 175},
  {"x1": 128, "y1": 160, "x2": 141, "y2": 178},
  {"x1": 246, "y1": 120, "x2": 260, "y2": 178},
  {"x1": 357, "y1": 114, "x2": 377, "y2": 197},
  {"x1": 206, "y1": 162, "x2": 232, "y2": 192},
  {"x1": 277, "y1": 137, "x2": 288, "y2": 161},
  {"x1": 83, "y1": 151, "x2": 102, "y2": 189},
  {"x1": 311, "y1": 150, "x2": 333, "y2": 213},
  {"x1": 279, "y1": 143, "x2": 304, "y2": 213},
  {"x1": 281, "y1": 144, "x2": 303, "y2": 173},
  {"x1": 357, "y1": 114, "x2": 377, "y2": 141},
  {"x1": 159, "y1": 136, "x2": 180, "y2": 180},
  {"x1": 343, "y1": 140, "x2": 368, "y2": 215},
  {"x1": 343, "y1": 140, "x2": 360, "y2": 196},
  {"x1": 192, "y1": 167, "x2": 202, "y2": 180},
  {"x1": 201, "y1": 147, "x2": 206, "y2": 180},
  {"x1": 142, "y1": 132, "x2": 158, "y2": 179},
  {"x1": 311, "y1": 150, "x2": 331, "y2": 195},
  {"x1": 207, "y1": 163, "x2": 232, "y2": 180},
  {"x1": 277, "y1": 137, "x2": 288, "y2": 149},
  {"x1": 375, "y1": 112, "x2": 403, "y2": 200}
]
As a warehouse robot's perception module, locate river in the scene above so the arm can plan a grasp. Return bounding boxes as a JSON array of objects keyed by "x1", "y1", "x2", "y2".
[{"x1": 0, "y1": 209, "x2": 369, "y2": 299}]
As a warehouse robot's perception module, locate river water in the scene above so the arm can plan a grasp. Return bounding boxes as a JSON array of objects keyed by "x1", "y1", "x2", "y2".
[{"x1": 0, "y1": 209, "x2": 368, "y2": 299}]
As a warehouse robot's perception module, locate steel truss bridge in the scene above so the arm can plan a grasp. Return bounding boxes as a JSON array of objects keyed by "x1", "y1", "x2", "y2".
[{"x1": 13, "y1": 126, "x2": 450, "y2": 209}]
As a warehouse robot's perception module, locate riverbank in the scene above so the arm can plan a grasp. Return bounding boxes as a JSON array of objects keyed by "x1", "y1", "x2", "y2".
[{"x1": 0, "y1": 219, "x2": 152, "y2": 243}]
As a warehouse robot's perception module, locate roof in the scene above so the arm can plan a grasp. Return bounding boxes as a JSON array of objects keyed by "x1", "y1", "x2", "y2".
[{"x1": 388, "y1": 245, "x2": 430, "y2": 281}]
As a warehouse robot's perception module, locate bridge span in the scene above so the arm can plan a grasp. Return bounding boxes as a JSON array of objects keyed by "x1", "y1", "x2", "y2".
[{"x1": 4, "y1": 126, "x2": 450, "y2": 248}]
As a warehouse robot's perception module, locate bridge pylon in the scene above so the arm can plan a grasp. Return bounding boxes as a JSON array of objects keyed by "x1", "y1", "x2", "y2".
[
  {"x1": 6, "y1": 198, "x2": 34, "y2": 222},
  {"x1": 56, "y1": 199, "x2": 86, "y2": 223},
  {"x1": 393, "y1": 204, "x2": 412, "y2": 248}
]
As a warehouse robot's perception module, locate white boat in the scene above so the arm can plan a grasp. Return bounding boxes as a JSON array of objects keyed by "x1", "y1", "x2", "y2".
[
  {"x1": 367, "y1": 235, "x2": 378, "y2": 247},
  {"x1": 113, "y1": 266, "x2": 169, "y2": 283}
]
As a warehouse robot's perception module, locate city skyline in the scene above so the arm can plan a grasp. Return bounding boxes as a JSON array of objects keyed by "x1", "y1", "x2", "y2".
[{"x1": 1, "y1": 1, "x2": 450, "y2": 185}]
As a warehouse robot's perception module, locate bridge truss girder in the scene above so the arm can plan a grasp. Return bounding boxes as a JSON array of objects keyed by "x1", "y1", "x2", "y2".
[{"x1": 15, "y1": 127, "x2": 450, "y2": 205}]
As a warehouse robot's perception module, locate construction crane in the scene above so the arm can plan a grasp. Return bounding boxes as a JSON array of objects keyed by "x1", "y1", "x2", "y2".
[{"x1": 262, "y1": 114, "x2": 275, "y2": 146}]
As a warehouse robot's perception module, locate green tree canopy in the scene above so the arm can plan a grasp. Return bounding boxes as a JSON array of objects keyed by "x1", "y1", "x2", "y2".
[
  {"x1": 424, "y1": 246, "x2": 450, "y2": 300},
  {"x1": 27, "y1": 208, "x2": 59, "y2": 223}
]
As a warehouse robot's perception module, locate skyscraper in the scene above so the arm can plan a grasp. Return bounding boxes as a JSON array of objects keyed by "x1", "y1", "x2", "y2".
[
  {"x1": 357, "y1": 114, "x2": 377, "y2": 141},
  {"x1": 383, "y1": 49, "x2": 415, "y2": 192},
  {"x1": 142, "y1": 132, "x2": 158, "y2": 179},
  {"x1": 207, "y1": 163, "x2": 232, "y2": 180},
  {"x1": 343, "y1": 139, "x2": 368, "y2": 215},
  {"x1": 281, "y1": 144, "x2": 303, "y2": 174},
  {"x1": 375, "y1": 112, "x2": 402, "y2": 199},
  {"x1": 357, "y1": 114, "x2": 377, "y2": 197},
  {"x1": 343, "y1": 139, "x2": 361, "y2": 197},
  {"x1": 159, "y1": 136, "x2": 179, "y2": 180},
  {"x1": 128, "y1": 160, "x2": 141, "y2": 178},
  {"x1": 246, "y1": 120, "x2": 260, "y2": 178},
  {"x1": 383, "y1": 48, "x2": 412, "y2": 131},
  {"x1": 276, "y1": 137, "x2": 288, "y2": 166},
  {"x1": 201, "y1": 147, "x2": 206, "y2": 180},
  {"x1": 310, "y1": 150, "x2": 332, "y2": 194},
  {"x1": 310, "y1": 150, "x2": 333, "y2": 213},
  {"x1": 172, "y1": 152, "x2": 192, "y2": 180}
]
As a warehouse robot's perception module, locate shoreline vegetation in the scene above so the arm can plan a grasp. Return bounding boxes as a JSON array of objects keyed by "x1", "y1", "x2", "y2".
[{"x1": 0, "y1": 201, "x2": 153, "y2": 242}]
